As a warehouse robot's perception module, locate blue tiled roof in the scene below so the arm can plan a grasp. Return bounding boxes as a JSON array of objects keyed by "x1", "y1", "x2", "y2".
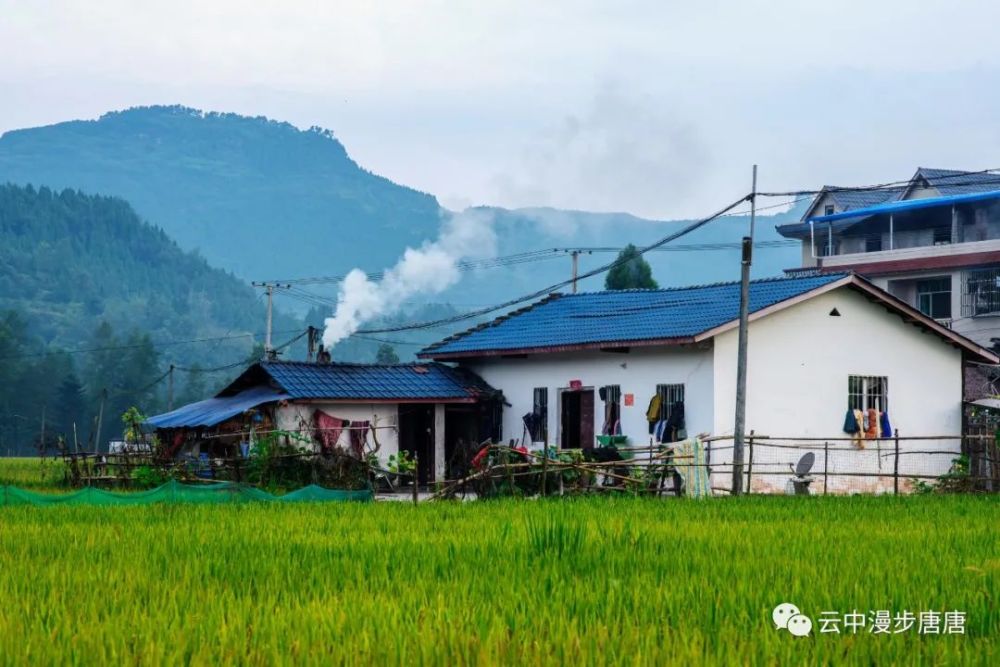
[
  {"x1": 828, "y1": 187, "x2": 902, "y2": 211},
  {"x1": 916, "y1": 168, "x2": 1000, "y2": 196},
  {"x1": 421, "y1": 273, "x2": 847, "y2": 357},
  {"x1": 229, "y1": 361, "x2": 495, "y2": 401}
]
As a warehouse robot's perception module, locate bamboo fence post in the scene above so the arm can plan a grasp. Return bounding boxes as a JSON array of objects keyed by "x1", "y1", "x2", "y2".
[
  {"x1": 893, "y1": 429, "x2": 900, "y2": 495},
  {"x1": 412, "y1": 453, "x2": 419, "y2": 506},
  {"x1": 541, "y1": 445, "x2": 548, "y2": 497},
  {"x1": 746, "y1": 430, "x2": 755, "y2": 495},
  {"x1": 648, "y1": 437, "x2": 655, "y2": 494},
  {"x1": 823, "y1": 442, "x2": 829, "y2": 495}
]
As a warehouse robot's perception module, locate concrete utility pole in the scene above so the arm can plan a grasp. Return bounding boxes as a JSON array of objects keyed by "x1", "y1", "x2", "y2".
[
  {"x1": 251, "y1": 282, "x2": 291, "y2": 355},
  {"x1": 571, "y1": 250, "x2": 580, "y2": 293},
  {"x1": 732, "y1": 164, "x2": 757, "y2": 495}
]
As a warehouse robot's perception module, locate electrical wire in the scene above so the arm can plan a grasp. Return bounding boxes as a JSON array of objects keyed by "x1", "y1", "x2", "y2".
[
  {"x1": 0, "y1": 329, "x2": 301, "y2": 362},
  {"x1": 759, "y1": 167, "x2": 1000, "y2": 198},
  {"x1": 354, "y1": 194, "x2": 752, "y2": 335}
]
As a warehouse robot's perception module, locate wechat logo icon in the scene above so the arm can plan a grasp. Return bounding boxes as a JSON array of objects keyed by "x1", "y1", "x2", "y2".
[{"x1": 773, "y1": 603, "x2": 813, "y2": 637}]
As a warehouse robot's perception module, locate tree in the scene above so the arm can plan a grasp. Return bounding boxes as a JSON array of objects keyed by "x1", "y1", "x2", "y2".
[
  {"x1": 375, "y1": 344, "x2": 400, "y2": 365},
  {"x1": 244, "y1": 341, "x2": 266, "y2": 366},
  {"x1": 178, "y1": 364, "x2": 208, "y2": 405},
  {"x1": 118, "y1": 331, "x2": 160, "y2": 416},
  {"x1": 55, "y1": 372, "x2": 86, "y2": 440},
  {"x1": 604, "y1": 244, "x2": 658, "y2": 290}
]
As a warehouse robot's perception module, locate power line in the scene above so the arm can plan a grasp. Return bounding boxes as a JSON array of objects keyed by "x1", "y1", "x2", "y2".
[
  {"x1": 759, "y1": 167, "x2": 1000, "y2": 198},
  {"x1": 355, "y1": 194, "x2": 752, "y2": 335},
  {"x1": 0, "y1": 328, "x2": 302, "y2": 362}
]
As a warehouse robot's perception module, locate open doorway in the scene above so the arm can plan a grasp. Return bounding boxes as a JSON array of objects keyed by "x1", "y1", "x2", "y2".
[
  {"x1": 398, "y1": 404, "x2": 435, "y2": 485},
  {"x1": 444, "y1": 406, "x2": 480, "y2": 481},
  {"x1": 560, "y1": 388, "x2": 594, "y2": 450}
]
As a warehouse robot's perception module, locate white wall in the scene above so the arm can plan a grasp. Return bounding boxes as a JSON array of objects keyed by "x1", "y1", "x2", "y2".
[
  {"x1": 875, "y1": 270, "x2": 1000, "y2": 349},
  {"x1": 712, "y1": 288, "x2": 963, "y2": 492},
  {"x1": 274, "y1": 402, "x2": 399, "y2": 463},
  {"x1": 465, "y1": 345, "x2": 714, "y2": 449}
]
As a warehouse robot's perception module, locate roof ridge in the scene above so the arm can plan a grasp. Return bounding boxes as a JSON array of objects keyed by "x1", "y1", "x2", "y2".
[
  {"x1": 262, "y1": 359, "x2": 439, "y2": 369},
  {"x1": 567, "y1": 272, "x2": 849, "y2": 296}
]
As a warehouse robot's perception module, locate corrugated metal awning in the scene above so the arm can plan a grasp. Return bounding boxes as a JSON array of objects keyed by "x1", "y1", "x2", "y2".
[
  {"x1": 809, "y1": 189, "x2": 1000, "y2": 223},
  {"x1": 146, "y1": 386, "x2": 289, "y2": 428},
  {"x1": 778, "y1": 189, "x2": 1000, "y2": 237}
]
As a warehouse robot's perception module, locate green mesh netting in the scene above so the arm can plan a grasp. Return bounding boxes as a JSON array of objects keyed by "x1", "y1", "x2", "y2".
[{"x1": 0, "y1": 480, "x2": 373, "y2": 506}]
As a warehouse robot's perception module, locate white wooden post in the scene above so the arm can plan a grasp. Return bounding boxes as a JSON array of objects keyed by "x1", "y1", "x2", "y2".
[{"x1": 434, "y1": 404, "x2": 446, "y2": 483}]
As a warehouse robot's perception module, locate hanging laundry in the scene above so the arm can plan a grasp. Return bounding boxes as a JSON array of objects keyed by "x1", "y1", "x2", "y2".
[
  {"x1": 646, "y1": 394, "x2": 662, "y2": 434},
  {"x1": 865, "y1": 408, "x2": 879, "y2": 440},
  {"x1": 654, "y1": 419, "x2": 667, "y2": 443},
  {"x1": 313, "y1": 410, "x2": 347, "y2": 453},
  {"x1": 851, "y1": 409, "x2": 865, "y2": 449},
  {"x1": 662, "y1": 401, "x2": 685, "y2": 443},
  {"x1": 348, "y1": 420, "x2": 370, "y2": 458},
  {"x1": 879, "y1": 411, "x2": 892, "y2": 438},
  {"x1": 842, "y1": 409, "x2": 859, "y2": 434}
]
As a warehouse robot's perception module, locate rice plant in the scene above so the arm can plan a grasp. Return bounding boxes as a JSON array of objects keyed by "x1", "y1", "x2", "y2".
[{"x1": 0, "y1": 490, "x2": 996, "y2": 664}]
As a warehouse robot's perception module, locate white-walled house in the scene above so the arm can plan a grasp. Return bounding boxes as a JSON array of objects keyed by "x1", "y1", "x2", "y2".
[
  {"x1": 147, "y1": 361, "x2": 502, "y2": 485},
  {"x1": 777, "y1": 167, "x2": 1000, "y2": 349},
  {"x1": 420, "y1": 273, "x2": 998, "y2": 492}
]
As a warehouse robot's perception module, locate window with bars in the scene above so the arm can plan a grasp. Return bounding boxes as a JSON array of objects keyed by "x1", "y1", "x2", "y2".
[
  {"x1": 865, "y1": 234, "x2": 882, "y2": 252},
  {"x1": 848, "y1": 375, "x2": 888, "y2": 412},
  {"x1": 962, "y1": 268, "x2": 1000, "y2": 317},
  {"x1": 532, "y1": 387, "x2": 548, "y2": 442},
  {"x1": 916, "y1": 276, "x2": 951, "y2": 319},
  {"x1": 656, "y1": 383, "x2": 684, "y2": 418}
]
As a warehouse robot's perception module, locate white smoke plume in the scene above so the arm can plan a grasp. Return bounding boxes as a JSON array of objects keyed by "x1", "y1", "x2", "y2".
[{"x1": 322, "y1": 209, "x2": 497, "y2": 348}]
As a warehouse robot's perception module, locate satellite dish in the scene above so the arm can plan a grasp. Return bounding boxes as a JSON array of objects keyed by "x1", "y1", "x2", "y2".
[{"x1": 793, "y1": 452, "x2": 816, "y2": 477}]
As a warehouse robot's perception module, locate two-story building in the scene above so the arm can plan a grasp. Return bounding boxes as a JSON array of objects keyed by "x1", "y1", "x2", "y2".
[{"x1": 777, "y1": 167, "x2": 1000, "y2": 349}]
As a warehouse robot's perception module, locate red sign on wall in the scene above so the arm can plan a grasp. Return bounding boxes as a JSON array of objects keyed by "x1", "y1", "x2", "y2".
[
  {"x1": 624, "y1": 393, "x2": 634, "y2": 407},
  {"x1": 568, "y1": 380, "x2": 583, "y2": 390}
]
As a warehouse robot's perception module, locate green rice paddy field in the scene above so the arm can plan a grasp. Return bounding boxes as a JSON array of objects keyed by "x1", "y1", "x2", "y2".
[{"x1": 0, "y1": 463, "x2": 997, "y2": 665}]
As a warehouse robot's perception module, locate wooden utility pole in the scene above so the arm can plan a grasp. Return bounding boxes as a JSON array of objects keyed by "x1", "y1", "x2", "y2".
[
  {"x1": 306, "y1": 326, "x2": 317, "y2": 362},
  {"x1": 39, "y1": 405, "x2": 46, "y2": 455},
  {"x1": 94, "y1": 389, "x2": 106, "y2": 455},
  {"x1": 251, "y1": 282, "x2": 291, "y2": 356},
  {"x1": 167, "y1": 365, "x2": 175, "y2": 411},
  {"x1": 732, "y1": 165, "x2": 757, "y2": 495}
]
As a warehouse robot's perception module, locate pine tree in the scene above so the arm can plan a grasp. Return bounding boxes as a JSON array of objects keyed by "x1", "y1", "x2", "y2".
[
  {"x1": 604, "y1": 244, "x2": 658, "y2": 290},
  {"x1": 375, "y1": 344, "x2": 400, "y2": 364},
  {"x1": 178, "y1": 364, "x2": 208, "y2": 405},
  {"x1": 55, "y1": 372, "x2": 86, "y2": 440}
]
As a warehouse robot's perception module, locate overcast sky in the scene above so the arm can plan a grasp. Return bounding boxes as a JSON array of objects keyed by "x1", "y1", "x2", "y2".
[{"x1": 3, "y1": 1, "x2": 1000, "y2": 219}]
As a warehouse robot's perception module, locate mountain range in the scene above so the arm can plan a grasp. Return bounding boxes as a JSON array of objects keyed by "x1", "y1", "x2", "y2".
[{"x1": 0, "y1": 105, "x2": 804, "y2": 312}]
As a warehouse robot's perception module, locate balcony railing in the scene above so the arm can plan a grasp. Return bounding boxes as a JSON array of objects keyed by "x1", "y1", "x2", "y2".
[{"x1": 821, "y1": 238, "x2": 1000, "y2": 267}]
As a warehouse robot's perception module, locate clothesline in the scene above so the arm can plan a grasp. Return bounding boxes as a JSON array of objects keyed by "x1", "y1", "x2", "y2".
[{"x1": 200, "y1": 425, "x2": 398, "y2": 439}]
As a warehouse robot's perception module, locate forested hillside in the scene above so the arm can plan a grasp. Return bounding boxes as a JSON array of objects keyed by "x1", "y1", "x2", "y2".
[
  {"x1": 0, "y1": 184, "x2": 295, "y2": 452},
  {"x1": 0, "y1": 184, "x2": 279, "y2": 348},
  {"x1": 0, "y1": 106, "x2": 444, "y2": 281}
]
